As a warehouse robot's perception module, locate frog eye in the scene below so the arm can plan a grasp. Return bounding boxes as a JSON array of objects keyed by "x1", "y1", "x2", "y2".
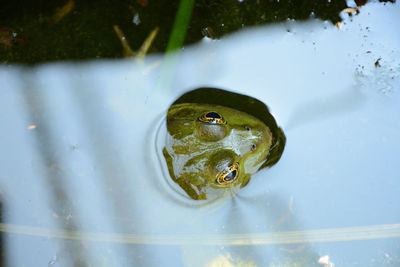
[
  {"x1": 215, "y1": 163, "x2": 239, "y2": 186},
  {"x1": 198, "y1": 111, "x2": 226, "y2": 125}
]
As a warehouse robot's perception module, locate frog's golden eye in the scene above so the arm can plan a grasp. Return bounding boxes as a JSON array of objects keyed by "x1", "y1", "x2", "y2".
[
  {"x1": 215, "y1": 163, "x2": 239, "y2": 186},
  {"x1": 198, "y1": 111, "x2": 226, "y2": 125}
]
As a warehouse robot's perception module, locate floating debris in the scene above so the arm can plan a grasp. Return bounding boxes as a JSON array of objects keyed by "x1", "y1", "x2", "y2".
[
  {"x1": 355, "y1": 0, "x2": 367, "y2": 7},
  {"x1": 0, "y1": 27, "x2": 25, "y2": 49},
  {"x1": 53, "y1": 0, "x2": 75, "y2": 23},
  {"x1": 318, "y1": 255, "x2": 334, "y2": 267},
  {"x1": 342, "y1": 7, "x2": 360, "y2": 15},
  {"x1": 375, "y1": 58, "x2": 382, "y2": 68},
  {"x1": 201, "y1": 26, "x2": 217, "y2": 39},
  {"x1": 48, "y1": 255, "x2": 57, "y2": 266},
  {"x1": 133, "y1": 13, "x2": 141, "y2": 25},
  {"x1": 26, "y1": 125, "x2": 37, "y2": 130}
]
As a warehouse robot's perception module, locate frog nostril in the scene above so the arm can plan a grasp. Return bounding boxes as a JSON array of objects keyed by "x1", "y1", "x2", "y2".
[
  {"x1": 251, "y1": 144, "x2": 256, "y2": 151},
  {"x1": 244, "y1": 125, "x2": 251, "y2": 131}
]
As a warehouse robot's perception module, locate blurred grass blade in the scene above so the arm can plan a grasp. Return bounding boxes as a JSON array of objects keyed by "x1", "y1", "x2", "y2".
[
  {"x1": 155, "y1": 0, "x2": 195, "y2": 98},
  {"x1": 166, "y1": 0, "x2": 195, "y2": 53}
]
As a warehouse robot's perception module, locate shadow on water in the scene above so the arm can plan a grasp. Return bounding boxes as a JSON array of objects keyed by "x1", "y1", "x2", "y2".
[
  {"x1": 0, "y1": 200, "x2": 5, "y2": 267},
  {"x1": 67, "y1": 78, "x2": 172, "y2": 266},
  {"x1": 284, "y1": 85, "x2": 366, "y2": 132},
  {"x1": 0, "y1": 75, "x2": 397, "y2": 265},
  {"x1": 173, "y1": 191, "x2": 321, "y2": 266},
  {"x1": 233, "y1": 193, "x2": 320, "y2": 266},
  {"x1": 19, "y1": 74, "x2": 86, "y2": 266},
  {"x1": 68, "y1": 79, "x2": 139, "y2": 266}
]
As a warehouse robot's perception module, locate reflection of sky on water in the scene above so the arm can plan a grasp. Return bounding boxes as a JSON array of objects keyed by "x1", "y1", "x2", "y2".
[{"x1": 0, "y1": 2, "x2": 400, "y2": 266}]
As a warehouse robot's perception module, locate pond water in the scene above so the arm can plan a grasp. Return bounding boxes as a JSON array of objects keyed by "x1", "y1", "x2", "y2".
[{"x1": 0, "y1": 2, "x2": 400, "y2": 266}]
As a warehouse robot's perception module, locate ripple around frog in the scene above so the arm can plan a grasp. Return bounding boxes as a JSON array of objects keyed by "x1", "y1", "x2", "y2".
[{"x1": 154, "y1": 87, "x2": 286, "y2": 207}]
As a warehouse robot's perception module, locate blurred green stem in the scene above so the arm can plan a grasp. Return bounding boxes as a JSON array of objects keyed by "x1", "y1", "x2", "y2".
[
  {"x1": 166, "y1": 0, "x2": 195, "y2": 53},
  {"x1": 155, "y1": 0, "x2": 195, "y2": 98}
]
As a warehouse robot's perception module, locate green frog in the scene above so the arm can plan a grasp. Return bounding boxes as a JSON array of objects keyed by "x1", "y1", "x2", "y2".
[{"x1": 163, "y1": 103, "x2": 276, "y2": 200}]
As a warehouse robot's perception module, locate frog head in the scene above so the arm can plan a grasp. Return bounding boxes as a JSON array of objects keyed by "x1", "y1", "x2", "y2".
[{"x1": 163, "y1": 103, "x2": 274, "y2": 200}]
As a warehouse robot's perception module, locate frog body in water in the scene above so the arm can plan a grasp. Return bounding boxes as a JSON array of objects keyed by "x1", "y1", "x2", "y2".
[{"x1": 163, "y1": 103, "x2": 275, "y2": 200}]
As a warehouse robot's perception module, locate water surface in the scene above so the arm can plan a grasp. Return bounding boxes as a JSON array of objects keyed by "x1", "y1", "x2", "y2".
[{"x1": 0, "y1": 2, "x2": 399, "y2": 266}]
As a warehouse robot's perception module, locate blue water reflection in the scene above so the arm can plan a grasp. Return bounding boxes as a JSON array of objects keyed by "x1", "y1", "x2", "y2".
[{"x1": 0, "y1": 2, "x2": 400, "y2": 266}]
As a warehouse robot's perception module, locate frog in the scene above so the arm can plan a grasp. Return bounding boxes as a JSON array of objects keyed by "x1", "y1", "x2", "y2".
[{"x1": 163, "y1": 103, "x2": 275, "y2": 200}]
